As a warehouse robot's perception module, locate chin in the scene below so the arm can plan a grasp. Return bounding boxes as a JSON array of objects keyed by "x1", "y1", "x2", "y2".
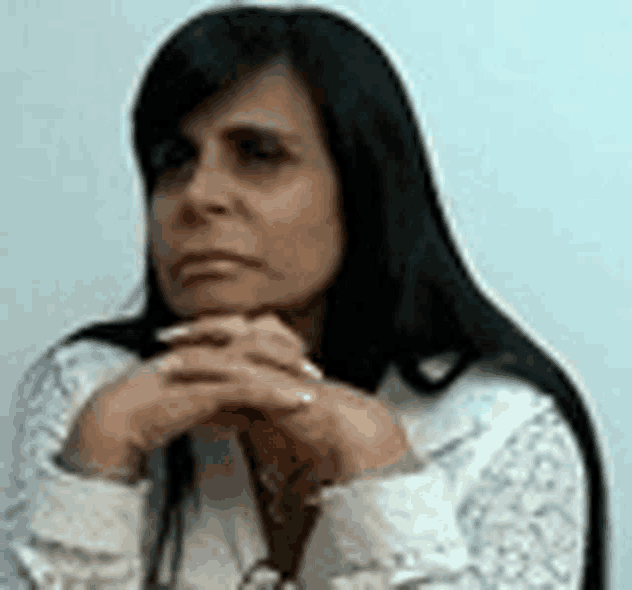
[
  {"x1": 170, "y1": 290, "x2": 280, "y2": 320},
  {"x1": 168, "y1": 276, "x2": 321, "y2": 320}
]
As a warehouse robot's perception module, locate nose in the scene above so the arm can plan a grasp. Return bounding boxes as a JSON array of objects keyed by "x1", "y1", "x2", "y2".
[{"x1": 180, "y1": 142, "x2": 241, "y2": 220}]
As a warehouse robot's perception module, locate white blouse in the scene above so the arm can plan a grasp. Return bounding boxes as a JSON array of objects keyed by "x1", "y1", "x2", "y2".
[{"x1": 0, "y1": 338, "x2": 588, "y2": 589}]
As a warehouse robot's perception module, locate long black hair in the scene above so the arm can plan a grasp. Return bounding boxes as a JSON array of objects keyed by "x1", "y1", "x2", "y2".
[{"x1": 64, "y1": 6, "x2": 608, "y2": 588}]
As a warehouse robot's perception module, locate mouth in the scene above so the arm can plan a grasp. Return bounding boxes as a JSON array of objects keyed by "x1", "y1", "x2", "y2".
[
  {"x1": 180, "y1": 272, "x2": 234, "y2": 289},
  {"x1": 179, "y1": 258, "x2": 251, "y2": 289},
  {"x1": 171, "y1": 250, "x2": 266, "y2": 284}
]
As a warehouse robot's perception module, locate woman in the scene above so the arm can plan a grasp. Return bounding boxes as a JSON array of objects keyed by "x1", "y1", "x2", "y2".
[{"x1": 1, "y1": 5, "x2": 606, "y2": 589}]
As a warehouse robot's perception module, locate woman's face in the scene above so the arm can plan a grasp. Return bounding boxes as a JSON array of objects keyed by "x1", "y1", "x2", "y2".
[{"x1": 150, "y1": 61, "x2": 345, "y2": 319}]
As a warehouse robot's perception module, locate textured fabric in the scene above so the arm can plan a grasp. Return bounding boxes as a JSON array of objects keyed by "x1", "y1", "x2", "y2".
[
  {"x1": 300, "y1": 363, "x2": 588, "y2": 588},
  {"x1": 0, "y1": 339, "x2": 588, "y2": 589}
]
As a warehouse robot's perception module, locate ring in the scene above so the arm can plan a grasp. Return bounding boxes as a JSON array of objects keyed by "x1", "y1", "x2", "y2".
[{"x1": 302, "y1": 361, "x2": 324, "y2": 381}]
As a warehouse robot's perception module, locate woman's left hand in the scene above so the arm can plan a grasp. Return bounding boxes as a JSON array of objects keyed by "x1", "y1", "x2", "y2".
[
  {"x1": 272, "y1": 377, "x2": 414, "y2": 485},
  {"x1": 155, "y1": 312, "x2": 415, "y2": 487}
]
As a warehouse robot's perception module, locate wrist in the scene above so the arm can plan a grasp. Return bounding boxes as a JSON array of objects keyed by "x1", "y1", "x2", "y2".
[
  {"x1": 334, "y1": 432, "x2": 423, "y2": 484},
  {"x1": 352, "y1": 446, "x2": 424, "y2": 481},
  {"x1": 60, "y1": 403, "x2": 142, "y2": 485}
]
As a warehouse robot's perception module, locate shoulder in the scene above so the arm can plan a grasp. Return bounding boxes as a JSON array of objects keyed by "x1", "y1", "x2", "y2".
[
  {"x1": 380, "y1": 354, "x2": 564, "y2": 455},
  {"x1": 11, "y1": 337, "x2": 139, "y2": 424},
  {"x1": 395, "y1": 355, "x2": 588, "y2": 500},
  {"x1": 311, "y1": 360, "x2": 589, "y2": 587},
  {"x1": 383, "y1": 353, "x2": 582, "y2": 454},
  {"x1": 455, "y1": 367, "x2": 588, "y2": 586},
  {"x1": 389, "y1": 357, "x2": 589, "y2": 586},
  {"x1": 52, "y1": 338, "x2": 139, "y2": 384}
]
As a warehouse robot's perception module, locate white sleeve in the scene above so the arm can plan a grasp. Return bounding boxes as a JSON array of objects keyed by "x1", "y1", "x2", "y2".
[
  {"x1": 298, "y1": 385, "x2": 589, "y2": 589},
  {"x1": 0, "y1": 340, "x2": 153, "y2": 589}
]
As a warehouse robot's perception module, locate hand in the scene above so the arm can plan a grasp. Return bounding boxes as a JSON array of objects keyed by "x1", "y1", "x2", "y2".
[
  {"x1": 73, "y1": 311, "x2": 413, "y2": 490},
  {"x1": 155, "y1": 312, "x2": 337, "y2": 483},
  {"x1": 155, "y1": 311, "x2": 323, "y2": 383},
  {"x1": 62, "y1": 312, "x2": 321, "y2": 482},
  {"x1": 154, "y1": 312, "x2": 415, "y2": 485},
  {"x1": 89, "y1": 313, "x2": 316, "y2": 448},
  {"x1": 154, "y1": 311, "x2": 418, "y2": 582}
]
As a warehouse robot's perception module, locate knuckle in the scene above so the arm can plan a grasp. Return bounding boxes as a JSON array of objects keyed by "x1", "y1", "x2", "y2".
[
  {"x1": 156, "y1": 353, "x2": 182, "y2": 371},
  {"x1": 220, "y1": 316, "x2": 250, "y2": 333},
  {"x1": 256, "y1": 311, "x2": 278, "y2": 324},
  {"x1": 268, "y1": 333, "x2": 295, "y2": 349},
  {"x1": 258, "y1": 336, "x2": 291, "y2": 356},
  {"x1": 254, "y1": 326, "x2": 305, "y2": 354},
  {"x1": 194, "y1": 313, "x2": 250, "y2": 333},
  {"x1": 253, "y1": 313, "x2": 288, "y2": 333}
]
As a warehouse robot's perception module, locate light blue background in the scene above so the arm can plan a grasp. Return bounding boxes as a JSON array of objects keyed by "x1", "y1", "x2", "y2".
[{"x1": 1, "y1": 0, "x2": 627, "y2": 585}]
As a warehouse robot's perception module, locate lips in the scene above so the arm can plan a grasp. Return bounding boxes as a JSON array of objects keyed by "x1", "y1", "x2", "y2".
[
  {"x1": 170, "y1": 250, "x2": 265, "y2": 283},
  {"x1": 180, "y1": 271, "x2": 231, "y2": 289}
]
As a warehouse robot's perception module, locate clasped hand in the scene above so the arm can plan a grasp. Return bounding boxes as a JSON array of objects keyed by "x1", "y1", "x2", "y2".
[{"x1": 102, "y1": 312, "x2": 413, "y2": 488}]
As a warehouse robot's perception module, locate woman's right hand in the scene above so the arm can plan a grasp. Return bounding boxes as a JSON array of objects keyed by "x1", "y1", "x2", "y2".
[{"x1": 62, "y1": 312, "x2": 322, "y2": 482}]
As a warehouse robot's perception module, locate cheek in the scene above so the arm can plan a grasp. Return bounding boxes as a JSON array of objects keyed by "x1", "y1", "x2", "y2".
[
  {"x1": 149, "y1": 242, "x2": 171, "y2": 293},
  {"x1": 150, "y1": 195, "x2": 179, "y2": 228},
  {"x1": 276, "y1": 218, "x2": 342, "y2": 281},
  {"x1": 148, "y1": 199, "x2": 179, "y2": 281},
  {"x1": 149, "y1": 198, "x2": 179, "y2": 254},
  {"x1": 264, "y1": 189, "x2": 335, "y2": 246},
  {"x1": 305, "y1": 221, "x2": 343, "y2": 269},
  {"x1": 264, "y1": 174, "x2": 342, "y2": 271},
  {"x1": 258, "y1": 178, "x2": 314, "y2": 224},
  {"x1": 152, "y1": 231, "x2": 172, "y2": 261},
  {"x1": 259, "y1": 170, "x2": 338, "y2": 225}
]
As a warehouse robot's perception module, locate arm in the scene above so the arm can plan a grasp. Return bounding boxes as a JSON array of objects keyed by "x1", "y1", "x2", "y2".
[
  {"x1": 0, "y1": 340, "x2": 152, "y2": 589},
  {"x1": 297, "y1": 379, "x2": 589, "y2": 589}
]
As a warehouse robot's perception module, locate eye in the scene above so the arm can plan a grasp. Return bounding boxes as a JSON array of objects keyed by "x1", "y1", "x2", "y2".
[
  {"x1": 151, "y1": 138, "x2": 197, "y2": 185},
  {"x1": 151, "y1": 138, "x2": 195, "y2": 172},
  {"x1": 227, "y1": 130, "x2": 287, "y2": 167},
  {"x1": 239, "y1": 138, "x2": 280, "y2": 159}
]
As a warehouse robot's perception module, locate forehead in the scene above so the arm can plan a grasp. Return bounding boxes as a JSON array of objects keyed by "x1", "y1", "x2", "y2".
[{"x1": 180, "y1": 62, "x2": 321, "y2": 143}]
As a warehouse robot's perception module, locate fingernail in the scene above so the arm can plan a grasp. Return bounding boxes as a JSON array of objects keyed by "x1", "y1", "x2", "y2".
[
  {"x1": 155, "y1": 326, "x2": 190, "y2": 340},
  {"x1": 302, "y1": 361, "x2": 324, "y2": 381}
]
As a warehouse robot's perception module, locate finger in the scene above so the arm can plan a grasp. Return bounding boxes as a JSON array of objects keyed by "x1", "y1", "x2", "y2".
[
  {"x1": 250, "y1": 312, "x2": 309, "y2": 356},
  {"x1": 160, "y1": 344, "x2": 322, "y2": 388},
  {"x1": 155, "y1": 314, "x2": 306, "y2": 361},
  {"x1": 155, "y1": 313, "x2": 310, "y2": 371},
  {"x1": 155, "y1": 314, "x2": 250, "y2": 343},
  {"x1": 139, "y1": 357, "x2": 315, "y2": 450},
  {"x1": 153, "y1": 346, "x2": 319, "y2": 411},
  {"x1": 243, "y1": 327, "x2": 317, "y2": 376},
  {"x1": 156, "y1": 325, "x2": 323, "y2": 382}
]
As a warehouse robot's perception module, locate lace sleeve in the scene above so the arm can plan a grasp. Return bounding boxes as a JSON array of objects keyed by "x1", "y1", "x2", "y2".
[
  {"x1": 450, "y1": 406, "x2": 588, "y2": 589},
  {"x1": 0, "y1": 340, "x2": 152, "y2": 589},
  {"x1": 298, "y1": 389, "x2": 588, "y2": 589}
]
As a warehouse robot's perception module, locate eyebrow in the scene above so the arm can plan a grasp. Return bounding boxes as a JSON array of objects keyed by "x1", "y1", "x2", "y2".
[
  {"x1": 225, "y1": 109, "x2": 294, "y2": 131},
  {"x1": 222, "y1": 113, "x2": 304, "y2": 145},
  {"x1": 180, "y1": 112, "x2": 308, "y2": 154}
]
